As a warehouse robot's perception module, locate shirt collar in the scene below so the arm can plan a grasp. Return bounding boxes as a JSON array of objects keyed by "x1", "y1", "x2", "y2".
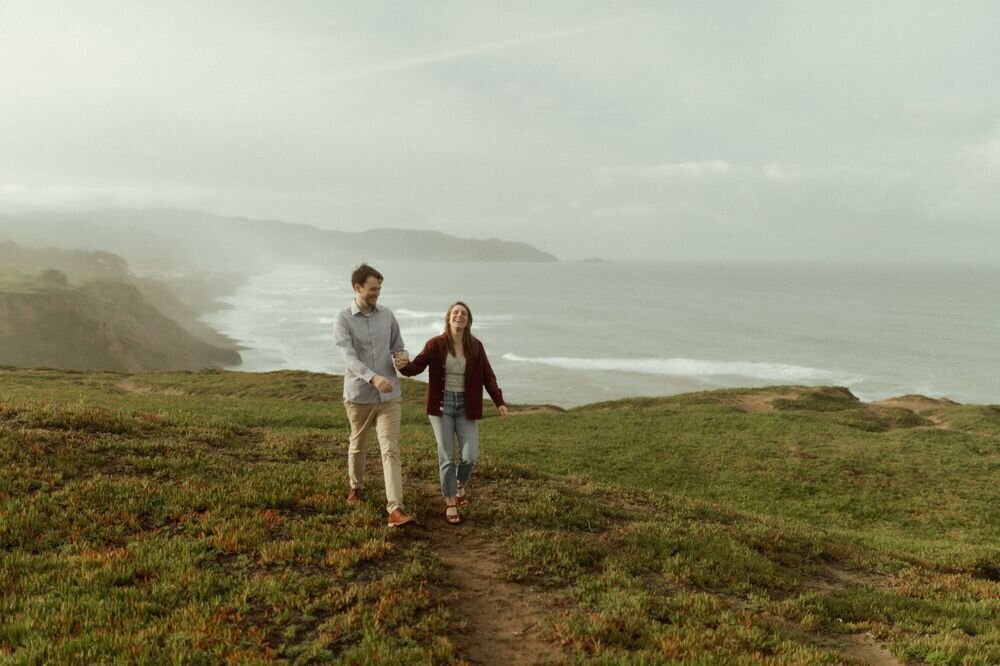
[{"x1": 350, "y1": 301, "x2": 380, "y2": 316}]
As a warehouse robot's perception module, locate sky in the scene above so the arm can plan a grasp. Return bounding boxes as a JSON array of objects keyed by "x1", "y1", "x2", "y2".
[{"x1": 2, "y1": 1, "x2": 999, "y2": 261}]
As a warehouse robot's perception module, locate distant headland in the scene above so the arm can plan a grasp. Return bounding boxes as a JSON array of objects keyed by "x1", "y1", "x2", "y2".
[{"x1": 0, "y1": 209, "x2": 558, "y2": 274}]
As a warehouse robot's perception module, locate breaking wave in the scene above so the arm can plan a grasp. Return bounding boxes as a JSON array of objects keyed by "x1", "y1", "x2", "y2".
[{"x1": 501, "y1": 354, "x2": 861, "y2": 385}]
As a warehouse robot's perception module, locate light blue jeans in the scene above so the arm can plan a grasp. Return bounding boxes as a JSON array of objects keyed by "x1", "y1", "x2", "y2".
[{"x1": 428, "y1": 390, "x2": 479, "y2": 498}]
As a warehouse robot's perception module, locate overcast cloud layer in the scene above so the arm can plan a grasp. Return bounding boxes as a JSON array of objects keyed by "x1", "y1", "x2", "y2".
[{"x1": 2, "y1": 1, "x2": 999, "y2": 261}]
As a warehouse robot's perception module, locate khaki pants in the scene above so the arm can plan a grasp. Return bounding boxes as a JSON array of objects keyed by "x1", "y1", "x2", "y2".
[{"x1": 345, "y1": 397, "x2": 404, "y2": 513}]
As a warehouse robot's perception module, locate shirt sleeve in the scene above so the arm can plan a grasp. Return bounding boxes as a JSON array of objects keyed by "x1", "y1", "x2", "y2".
[
  {"x1": 388, "y1": 312, "x2": 406, "y2": 357},
  {"x1": 334, "y1": 311, "x2": 376, "y2": 382}
]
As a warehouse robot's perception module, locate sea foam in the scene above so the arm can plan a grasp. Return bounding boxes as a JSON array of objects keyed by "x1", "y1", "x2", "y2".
[
  {"x1": 395, "y1": 308, "x2": 513, "y2": 324},
  {"x1": 395, "y1": 309, "x2": 441, "y2": 319},
  {"x1": 501, "y1": 353, "x2": 861, "y2": 385}
]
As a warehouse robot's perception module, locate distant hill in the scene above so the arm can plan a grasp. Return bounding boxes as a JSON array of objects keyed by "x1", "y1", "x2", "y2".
[
  {"x1": 0, "y1": 280, "x2": 240, "y2": 372},
  {"x1": 0, "y1": 209, "x2": 558, "y2": 273},
  {"x1": 355, "y1": 228, "x2": 554, "y2": 263}
]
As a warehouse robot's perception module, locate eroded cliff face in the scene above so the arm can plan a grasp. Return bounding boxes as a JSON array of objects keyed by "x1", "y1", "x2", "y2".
[{"x1": 0, "y1": 282, "x2": 240, "y2": 372}]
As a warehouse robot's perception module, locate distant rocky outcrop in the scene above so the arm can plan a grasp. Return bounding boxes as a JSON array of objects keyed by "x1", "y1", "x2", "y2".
[
  {"x1": 0, "y1": 281, "x2": 240, "y2": 372},
  {"x1": 354, "y1": 228, "x2": 556, "y2": 262}
]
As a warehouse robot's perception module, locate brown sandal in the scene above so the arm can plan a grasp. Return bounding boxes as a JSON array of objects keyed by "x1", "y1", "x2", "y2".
[
  {"x1": 445, "y1": 504, "x2": 461, "y2": 525},
  {"x1": 456, "y1": 483, "x2": 469, "y2": 507}
]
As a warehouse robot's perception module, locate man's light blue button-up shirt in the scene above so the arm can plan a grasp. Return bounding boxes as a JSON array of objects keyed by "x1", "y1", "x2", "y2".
[{"x1": 334, "y1": 301, "x2": 406, "y2": 404}]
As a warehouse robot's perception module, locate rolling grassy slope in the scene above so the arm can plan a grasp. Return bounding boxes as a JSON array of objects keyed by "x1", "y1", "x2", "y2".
[{"x1": 1, "y1": 368, "x2": 997, "y2": 663}]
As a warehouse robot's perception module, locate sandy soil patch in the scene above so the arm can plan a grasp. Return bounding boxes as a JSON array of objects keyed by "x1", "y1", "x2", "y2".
[
  {"x1": 116, "y1": 379, "x2": 186, "y2": 396},
  {"x1": 874, "y1": 394, "x2": 959, "y2": 429},
  {"x1": 873, "y1": 395, "x2": 959, "y2": 412},
  {"x1": 728, "y1": 389, "x2": 806, "y2": 413}
]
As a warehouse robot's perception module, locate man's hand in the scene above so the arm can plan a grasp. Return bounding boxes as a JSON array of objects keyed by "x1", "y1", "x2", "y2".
[
  {"x1": 393, "y1": 352, "x2": 409, "y2": 370},
  {"x1": 371, "y1": 375, "x2": 394, "y2": 393},
  {"x1": 498, "y1": 405, "x2": 509, "y2": 420}
]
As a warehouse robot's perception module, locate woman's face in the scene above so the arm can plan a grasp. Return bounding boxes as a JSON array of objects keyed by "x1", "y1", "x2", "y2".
[{"x1": 448, "y1": 304, "x2": 470, "y2": 332}]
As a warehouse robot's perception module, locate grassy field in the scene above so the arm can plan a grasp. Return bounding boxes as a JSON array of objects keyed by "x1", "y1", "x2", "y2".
[
  {"x1": 1, "y1": 367, "x2": 998, "y2": 664},
  {"x1": 0, "y1": 270, "x2": 46, "y2": 293},
  {"x1": 0, "y1": 268, "x2": 98, "y2": 293}
]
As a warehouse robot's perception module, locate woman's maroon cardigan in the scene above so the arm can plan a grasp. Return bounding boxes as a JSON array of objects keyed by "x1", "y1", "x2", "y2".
[{"x1": 399, "y1": 334, "x2": 505, "y2": 419}]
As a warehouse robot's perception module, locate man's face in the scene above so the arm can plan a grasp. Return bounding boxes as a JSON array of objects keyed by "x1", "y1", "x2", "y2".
[{"x1": 354, "y1": 276, "x2": 382, "y2": 309}]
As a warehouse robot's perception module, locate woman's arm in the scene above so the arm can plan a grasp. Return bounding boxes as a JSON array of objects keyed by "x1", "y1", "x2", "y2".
[
  {"x1": 479, "y1": 344, "x2": 505, "y2": 408},
  {"x1": 398, "y1": 338, "x2": 435, "y2": 377}
]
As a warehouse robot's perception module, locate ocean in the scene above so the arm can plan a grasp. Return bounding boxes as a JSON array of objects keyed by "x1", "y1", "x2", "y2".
[{"x1": 200, "y1": 261, "x2": 1000, "y2": 408}]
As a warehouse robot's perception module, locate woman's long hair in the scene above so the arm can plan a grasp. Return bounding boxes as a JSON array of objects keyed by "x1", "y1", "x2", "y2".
[{"x1": 444, "y1": 301, "x2": 478, "y2": 357}]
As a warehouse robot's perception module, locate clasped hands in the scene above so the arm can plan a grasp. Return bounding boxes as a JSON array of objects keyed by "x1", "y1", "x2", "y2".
[{"x1": 370, "y1": 353, "x2": 410, "y2": 393}]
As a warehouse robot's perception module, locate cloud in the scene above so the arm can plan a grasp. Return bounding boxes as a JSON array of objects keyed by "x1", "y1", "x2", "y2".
[
  {"x1": 0, "y1": 183, "x2": 206, "y2": 213},
  {"x1": 591, "y1": 202, "x2": 656, "y2": 218},
  {"x1": 963, "y1": 136, "x2": 1000, "y2": 173},
  {"x1": 647, "y1": 161, "x2": 734, "y2": 178},
  {"x1": 335, "y1": 14, "x2": 648, "y2": 82},
  {"x1": 762, "y1": 163, "x2": 802, "y2": 182},
  {"x1": 901, "y1": 100, "x2": 999, "y2": 136},
  {"x1": 595, "y1": 161, "x2": 736, "y2": 188},
  {"x1": 2, "y1": 2, "x2": 1000, "y2": 261}
]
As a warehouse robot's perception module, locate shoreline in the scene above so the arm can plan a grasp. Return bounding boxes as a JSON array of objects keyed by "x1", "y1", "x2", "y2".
[{"x1": 193, "y1": 261, "x2": 1000, "y2": 409}]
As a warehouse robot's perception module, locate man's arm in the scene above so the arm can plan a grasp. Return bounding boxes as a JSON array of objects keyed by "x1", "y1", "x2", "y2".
[
  {"x1": 388, "y1": 312, "x2": 406, "y2": 358},
  {"x1": 334, "y1": 312, "x2": 375, "y2": 383}
]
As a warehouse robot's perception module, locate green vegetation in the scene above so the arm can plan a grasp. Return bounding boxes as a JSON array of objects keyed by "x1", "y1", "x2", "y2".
[
  {"x1": 2, "y1": 369, "x2": 998, "y2": 663},
  {"x1": 0, "y1": 268, "x2": 85, "y2": 294},
  {"x1": 0, "y1": 241, "x2": 129, "y2": 289}
]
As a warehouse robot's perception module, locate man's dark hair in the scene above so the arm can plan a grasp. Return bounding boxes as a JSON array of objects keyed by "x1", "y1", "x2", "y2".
[{"x1": 351, "y1": 263, "x2": 384, "y2": 288}]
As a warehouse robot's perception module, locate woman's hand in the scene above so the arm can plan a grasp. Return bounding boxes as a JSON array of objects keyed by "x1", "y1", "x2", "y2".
[{"x1": 498, "y1": 405, "x2": 509, "y2": 420}]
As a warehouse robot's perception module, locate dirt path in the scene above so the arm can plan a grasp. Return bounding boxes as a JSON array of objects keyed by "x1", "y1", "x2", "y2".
[
  {"x1": 413, "y1": 484, "x2": 565, "y2": 665},
  {"x1": 840, "y1": 633, "x2": 904, "y2": 666},
  {"x1": 402, "y1": 476, "x2": 905, "y2": 665},
  {"x1": 407, "y1": 482, "x2": 906, "y2": 665}
]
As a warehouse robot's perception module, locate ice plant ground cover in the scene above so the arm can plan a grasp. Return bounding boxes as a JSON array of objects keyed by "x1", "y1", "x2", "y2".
[{"x1": 1, "y1": 368, "x2": 998, "y2": 663}]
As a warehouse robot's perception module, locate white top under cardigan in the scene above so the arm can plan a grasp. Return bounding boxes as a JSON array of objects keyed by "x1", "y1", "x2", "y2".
[{"x1": 444, "y1": 352, "x2": 466, "y2": 392}]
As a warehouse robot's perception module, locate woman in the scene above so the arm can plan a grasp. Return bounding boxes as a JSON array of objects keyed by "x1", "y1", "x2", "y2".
[{"x1": 397, "y1": 301, "x2": 508, "y2": 524}]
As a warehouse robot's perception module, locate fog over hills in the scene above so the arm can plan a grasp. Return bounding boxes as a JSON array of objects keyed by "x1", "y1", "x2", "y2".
[
  {"x1": 0, "y1": 210, "x2": 557, "y2": 274},
  {"x1": 0, "y1": 211, "x2": 555, "y2": 371}
]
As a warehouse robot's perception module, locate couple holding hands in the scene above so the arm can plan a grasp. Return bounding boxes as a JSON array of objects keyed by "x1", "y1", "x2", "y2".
[{"x1": 334, "y1": 263, "x2": 507, "y2": 527}]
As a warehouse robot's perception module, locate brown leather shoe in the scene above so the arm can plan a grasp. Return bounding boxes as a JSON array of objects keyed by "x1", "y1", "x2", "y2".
[
  {"x1": 346, "y1": 488, "x2": 363, "y2": 504},
  {"x1": 386, "y1": 508, "x2": 416, "y2": 528}
]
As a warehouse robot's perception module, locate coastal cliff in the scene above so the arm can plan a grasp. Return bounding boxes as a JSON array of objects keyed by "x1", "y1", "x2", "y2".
[{"x1": 0, "y1": 281, "x2": 240, "y2": 372}]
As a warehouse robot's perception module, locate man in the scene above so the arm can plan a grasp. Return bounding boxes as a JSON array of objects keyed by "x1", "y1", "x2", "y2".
[{"x1": 334, "y1": 263, "x2": 416, "y2": 528}]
